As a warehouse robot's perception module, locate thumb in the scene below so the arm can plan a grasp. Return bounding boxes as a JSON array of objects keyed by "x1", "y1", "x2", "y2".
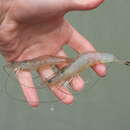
[{"x1": 68, "y1": 0, "x2": 104, "y2": 11}]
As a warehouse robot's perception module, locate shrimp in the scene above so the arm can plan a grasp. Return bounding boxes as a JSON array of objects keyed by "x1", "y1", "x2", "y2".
[
  {"x1": 4, "y1": 55, "x2": 74, "y2": 72},
  {"x1": 4, "y1": 52, "x2": 130, "y2": 104},
  {"x1": 46, "y1": 52, "x2": 130, "y2": 87}
]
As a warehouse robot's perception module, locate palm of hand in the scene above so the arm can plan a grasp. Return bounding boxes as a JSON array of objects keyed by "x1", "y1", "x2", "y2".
[
  {"x1": 1, "y1": 0, "x2": 74, "y2": 60},
  {"x1": 0, "y1": 0, "x2": 106, "y2": 107}
]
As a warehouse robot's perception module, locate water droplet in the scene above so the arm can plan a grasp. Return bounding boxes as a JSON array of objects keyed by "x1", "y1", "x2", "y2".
[
  {"x1": 50, "y1": 106, "x2": 55, "y2": 111},
  {"x1": 85, "y1": 80, "x2": 89, "y2": 84},
  {"x1": 49, "y1": 104, "x2": 55, "y2": 111}
]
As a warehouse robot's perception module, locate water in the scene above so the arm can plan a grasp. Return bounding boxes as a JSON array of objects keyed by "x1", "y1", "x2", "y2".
[{"x1": 2, "y1": 64, "x2": 102, "y2": 104}]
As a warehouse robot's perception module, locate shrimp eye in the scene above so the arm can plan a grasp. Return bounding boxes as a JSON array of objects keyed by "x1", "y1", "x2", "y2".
[
  {"x1": 48, "y1": 79, "x2": 52, "y2": 83},
  {"x1": 60, "y1": 69, "x2": 64, "y2": 73},
  {"x1": 60, "y1": 66, "x2": 67, "y2": 73}
]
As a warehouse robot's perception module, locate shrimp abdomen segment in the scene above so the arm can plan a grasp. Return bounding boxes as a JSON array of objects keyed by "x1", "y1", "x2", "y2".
[{"x1": 47, "y1": 52, "x2": 117, "y2": 86}]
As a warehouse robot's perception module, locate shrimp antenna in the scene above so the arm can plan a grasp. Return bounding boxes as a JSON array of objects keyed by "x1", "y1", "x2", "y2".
[
  {"x1": 115, "y1": 58, "x2": 130, "y2": 66},
  {"x1": 2, "y1": 65, "x2": 11, "y2": 77}
]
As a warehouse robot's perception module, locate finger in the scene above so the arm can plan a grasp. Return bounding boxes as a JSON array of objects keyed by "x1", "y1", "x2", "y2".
[
  {"x1": 16, "y1": 70, "x2": 40, "y2": 107},
  {"x1": 50, "y1": 85, "x2": 74, "y2": 104},
  {"x1": 69, "y1": 0, "x2": 104, "y2": 11},
  {"x1": 56, "y1": 50, "x2": 84, "y2": 91},
  {"x1": 68, "y1": 25, "x2": 106, "y2": 77},
  {"x1": 39, "y1": 68, "x2": 74, "y2": 104},
  {"x1": 56, "y1": 50, "x2": 70, "y2": 69},
  {"x1": 70, "y1": 75, "x2": 84, "y2": 91}
]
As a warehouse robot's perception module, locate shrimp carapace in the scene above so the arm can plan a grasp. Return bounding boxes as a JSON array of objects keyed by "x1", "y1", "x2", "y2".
[{"x1": 5, "y1": 55, "x2": 74, "y2": 72}]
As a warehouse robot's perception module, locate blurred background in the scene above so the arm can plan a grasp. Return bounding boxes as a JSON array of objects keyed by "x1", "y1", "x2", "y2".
[{"x1": 0, "y1": 0, "x2": 130, "y2": 130}]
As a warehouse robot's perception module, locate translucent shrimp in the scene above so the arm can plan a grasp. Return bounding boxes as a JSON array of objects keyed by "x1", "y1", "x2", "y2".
[
  {"x1": 3, "y1": 55, "x2": 74, "y2": 90},
  {"x1": 4, "y1": 52, "x2": 130, "y2": 104},
  {"x1": 46, "y1": 52, "x2": 130, "y2": 87},
  {"x1": 3, "y1": 55, "x2": 75, "y2": 104},
  {"x1": 4, "y1": 55, "x2": 74, "y2": 73}
]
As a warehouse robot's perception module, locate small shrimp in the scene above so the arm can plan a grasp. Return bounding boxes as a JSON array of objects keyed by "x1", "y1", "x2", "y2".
[
  {"x1": 46, "y1": 52, "x2": 130, "y2": 86},
  {"x1": 4, "y1": 55, "x2": 74, "y2": 72}
]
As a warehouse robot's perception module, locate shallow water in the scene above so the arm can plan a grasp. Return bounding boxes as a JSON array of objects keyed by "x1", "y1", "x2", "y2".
[{"x1": 0, "y1": 0, "x2": 130, "y2": 130}]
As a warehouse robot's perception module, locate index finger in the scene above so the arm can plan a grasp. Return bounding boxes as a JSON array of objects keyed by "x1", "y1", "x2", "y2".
[{"x1": 68, "y1": 24, "x2": 106, "y2": 77}]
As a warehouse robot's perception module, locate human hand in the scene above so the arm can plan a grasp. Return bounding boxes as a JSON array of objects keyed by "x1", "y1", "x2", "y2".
[{"x1": 0, "y1": 0, "x2": 106, "y2": 107}]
